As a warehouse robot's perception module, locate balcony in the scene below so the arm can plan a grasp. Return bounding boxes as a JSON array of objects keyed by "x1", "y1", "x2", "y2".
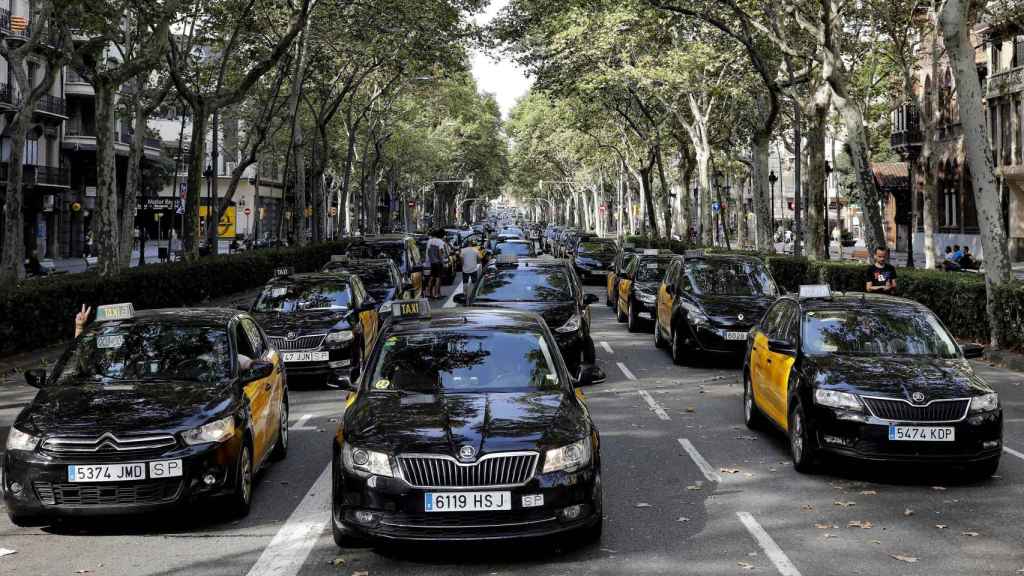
[
  {"x1": 0, "y1": 163, "x2": 70, "y2": 188},
  {"x1": 890, "y1": 103, "x2": 923, "y2": 155},
  {"x1": 35, "y1": 94, "x2": 66, "y2": 117},
  {"x1": 987, "y1": 67, "x2": 1024, "y2": 99},
  {"x1": 0, "y1": 8, "x2": 30, "y2": 40}
]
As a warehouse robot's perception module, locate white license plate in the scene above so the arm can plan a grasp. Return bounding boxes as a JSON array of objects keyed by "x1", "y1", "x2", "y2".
[
  {"x1": 67, "y1": 460, "x2": 183, "y2": 483},
  {"x1": 283, "y1": 351, "x2": 329, "y2": 362},
  {"x1": 725, "y1": 331, "x2": 748, "y2": 341},
  {"x1": 424, "y1": 491, "x2": 511, "y2": 512},
  {"x1": 888, "y1": 426, "x2": 955, "y2": 442}
]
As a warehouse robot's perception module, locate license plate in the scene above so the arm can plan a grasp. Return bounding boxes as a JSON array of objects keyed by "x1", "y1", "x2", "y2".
[
  {"x1": 888, "y1": 426, "x2": 955, "y2": 442},
  {"x1": 283, "y1": 351, "x2": 329, "y2": 362},
  {"x1": 67, "y1": 460, "x2": 183, "y2": 483},
  {"x1": 424, "y1": 491, "x2": 511, "y2": 512},
  {"x1": 725, "y1": 331, "x2": 748, "y2": 341}
]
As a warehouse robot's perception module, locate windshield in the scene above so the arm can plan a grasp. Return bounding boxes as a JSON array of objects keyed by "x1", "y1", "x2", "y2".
[
  {"x1": 475, "y1": 268, "x2": 573, "y2": 302},
  {"x1": 254, "y1": 281, "x2": 352, "y2": 312},
  {"x1": 55, "y1": 322, "x2": 232, "y2": 384},
  {"x1": 802, "y1": 308, "x2": 959, "y2": 357},
  {"x1": 495, "y1": 242, "x2": 532, "y2": 257},
  {"x1": 577, "y1": 242, "x2": 616, "y2": 258},
  {"x1": 325, "y1": 266, "x2": 395, "y2": 289},
  {"x1": 369, "y1": 331, "x2": 561, "y2": 393},
  {"x1": 636, "y1": 258, "x2": 671, "y2": 282},
  {"x1": 685, "y1": 260, "x2": 777, "y2": 297}
]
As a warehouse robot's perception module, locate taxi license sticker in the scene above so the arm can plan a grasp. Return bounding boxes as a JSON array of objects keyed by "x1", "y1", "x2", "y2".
[
  {"x1": 96, "y1": 335, "x2": 125, "y2": 349},
  {"x1": 385, "y1": 336, "x2": 399, "y2": 347},
  {"x1": 373, "y1": 378, "x2": 391, "y2": 390},
  {"x1": 646, "y1": 263, "x2": 659, "y2": 269}
]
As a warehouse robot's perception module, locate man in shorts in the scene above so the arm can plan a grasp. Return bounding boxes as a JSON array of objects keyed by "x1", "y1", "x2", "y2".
[{"x1": 426, "y1": 230, "x2": 448, "y2": 299}]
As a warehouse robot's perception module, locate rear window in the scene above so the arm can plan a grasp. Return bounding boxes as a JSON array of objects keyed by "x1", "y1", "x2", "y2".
[
  {"x1": 495, "y1": 242, "x2": 532, "y2": 257},
  {"x1": 475, "y1": 268, "x2": 573, "y2": 302}
]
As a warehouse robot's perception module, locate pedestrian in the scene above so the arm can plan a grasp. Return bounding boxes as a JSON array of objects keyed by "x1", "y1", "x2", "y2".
[
  {"x1": 85, "y1": 230, "x2": 94, "y2": 257},
  {"x1": 864, "y1": 247, "x2": 897, "y2": 295},
  {"x1": 952, "y1": 244, "x2": 963, "y2": 262},
  {"x1": 426, "y1": 229, "x2": 447, "y2": 299},
  {"x1": 459, "y1": 239, "x2": 482, "y2": 299},
  {"x1": 960, "y1": 246, "x2": 978, "y2": 270}
]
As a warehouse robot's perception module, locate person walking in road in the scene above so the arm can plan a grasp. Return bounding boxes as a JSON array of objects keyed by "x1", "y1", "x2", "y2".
[
  {"x1": 459, "y1": 239, "x2": 482, "y2": 300},
  {"x1": 426, "y1": 229, "x2": 447, "y2": 299},
  {"x1": 865, "y1": 247, "x2": 897, "y2": 295}
]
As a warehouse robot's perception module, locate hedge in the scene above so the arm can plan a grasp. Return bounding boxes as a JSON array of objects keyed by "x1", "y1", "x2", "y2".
[{"x1": 0, "y1": 241, "x2": 351, "y2": 357}]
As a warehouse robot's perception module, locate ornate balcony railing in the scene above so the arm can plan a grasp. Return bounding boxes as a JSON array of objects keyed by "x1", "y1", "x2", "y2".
[
  {"x1": 0, "y1": 163, "x2": 70, "y2": 187},
  {"x1": 987, "y1": 67, "x2": 1024, "y2": 99},
  {"x1": 890, "y1": 103, "x2": 923, "y2": 153}
]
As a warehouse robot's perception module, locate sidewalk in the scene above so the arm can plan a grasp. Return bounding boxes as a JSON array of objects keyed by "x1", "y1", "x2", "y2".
[{"x1": 41, "y1": 241, "x2": 236, "y2": 274}]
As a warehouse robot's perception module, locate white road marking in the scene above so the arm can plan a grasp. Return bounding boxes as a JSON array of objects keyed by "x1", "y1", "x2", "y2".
[
  {"x1": 443, "y1": 280, "x2": 464, "y2": 309},
  {"x1": 246, "y1": 464, "x2": 331, "y2": 576},
  {"x1": 677, "y1": 438, "x2": 721, "y2": 483},
  {"x1": 616, "y1": 362, "x2": 636, "y2": 381},
  {"x1": 638, "y1": 390, "x2": 670, "y2": 420},
  {"x1": 600, "y1": 341, "x2": 614, "y2": 354},
  {"x1": 1004, "y1": 446, "x2": 1024, "y2": 461},
  {"x1": 289, "y1": 414, "x2": 315, "y2": 430},
  {"x1": 736, "y1": 511, "x2": 803, "y2": 576}
]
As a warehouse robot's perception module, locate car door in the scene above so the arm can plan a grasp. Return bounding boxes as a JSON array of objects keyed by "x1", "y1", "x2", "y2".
[
  {"x1": 236, "y1": 320, "x2": 273, "y2": 462},
  {"x1": 658, "y1": 259, "x2": 680, "y2": 335},
  {"x1": 351, "y1": 279, "x2": 379, "y2": 354},
  {"x1": 406, "y1": 240, "x2": 423, "y2": 296},
  {"x1": 607, "y1": 253, "x2": 622, "y2": 302},
  {"x1": 750, "y1": 302, "x2": 785, "y2": 421},
  {"x1": 242, "y1": 318, "x2": 282, "y2": 450},
  {"x1": 618, "y1": 257, "x2": 637, "y2": 309},
  {"x1": 762, "y1": 303, "x2": 798, "y2": 429}
]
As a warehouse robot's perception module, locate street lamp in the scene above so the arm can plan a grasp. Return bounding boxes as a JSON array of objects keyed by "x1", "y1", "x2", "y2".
[
  {"x1": 203, "y1": 164, "x2": 213, "y2": 238},
  {"x1": 823, "y1": 161, "x2": 833, "y2": 258},
  {"x1": 768, "y1": 169, "x2": 778, "y2": 232}
]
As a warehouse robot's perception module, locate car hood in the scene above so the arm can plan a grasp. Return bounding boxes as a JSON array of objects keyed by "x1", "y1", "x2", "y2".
[
  {"x1": 20, "y1": 381, "x2": 233, "y2": 435},
  {"x1": 696, "y1": 295, "x2": 774, "y2": 327},
  {"x1": 806, "y1": 355, "x2": 991, "y2": 400},
  {"x1": 345, "y1": 391, "x2": 587, "y2": 455},
  {"x1": 469, "y1": 300, "x2": 576, "y2": 331},
  {"x1": 253, "y1": 310, "x2": 351, "y2": 336}
]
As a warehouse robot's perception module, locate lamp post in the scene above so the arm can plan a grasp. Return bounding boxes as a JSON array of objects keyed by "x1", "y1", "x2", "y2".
[
  {"x1": 203, "y1": 164, "x2": 213, "y2": 240},
  {"x1": 768, "y1": 169, "x2": 778, "y2": 238},
  {"x1": 823, "y1": 161, "x2": 832, "y2": 260}
]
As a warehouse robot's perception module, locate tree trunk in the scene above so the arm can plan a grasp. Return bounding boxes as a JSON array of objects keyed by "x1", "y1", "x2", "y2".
[
  {"x1": 121, "y1": 93, "x2": 148, "y2": 268},
  {"x1": 0, "y1": 111, "x2": 30, "y2": 284},
  {"x1": 939, "y1": 0, "x2": 1013, "y2": 346},
  {"x1": 94, "y1": 81, "x2": 121, "y2": 275},
  {"x1": 921, "y1": 9, "x2": 942, "y2": 269},
  {"x1": 183, "y1": 103, "x2": 209, "y2": 259},
  {"x1": 655, "y1": 144, "x2": 672, "y2": 239},
  {"x1": 805, "y1": 96, "x2": 828, "y2": 259},
  {"x1": 751, "y1": 130, "x2": 774, "y2": 252},
  {"x1": 205, "y1": 109, "x2": 220, "y2": 248},
  {"x1": 639, "y1": 165, "x2": 658, "y2": 237}
]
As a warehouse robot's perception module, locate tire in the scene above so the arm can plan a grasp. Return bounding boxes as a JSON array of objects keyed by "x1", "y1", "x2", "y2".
[
  {"x1": 789, "y1": 402, "x2": 818, "y2": 474},
  {"x1": 743, "y1": 369, "x2": 767, "y2": 430},
  {"x1": 228, "y1": 442, "x2": 254, "y2": 517},
  {"x1": 270, "y1": 393, "x2": 289, "y2": 461},
  {"x1": 627, "y1": 300, "x2": 639, "y2": 333},
  {"x1": 670, "y1": 328, "x2": 686, "y2": 366},
  {"x1": 332, "y1": 453, "x2": 360, "y2": 548},
  {"x1": 616, "y1": 299, "x2": 627, "y2": 323},
  {"x1": 654, "y1": 321, "x2": 667, "y2": 349}
]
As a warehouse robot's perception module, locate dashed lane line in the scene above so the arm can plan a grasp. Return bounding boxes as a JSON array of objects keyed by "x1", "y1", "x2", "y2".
[
  {"x1": 245, "y1": 464, "x2": 331, "y2": 576},
  {"x1": 677, "y1": 438, "x2": 721, "y2": 484},
  {"x1": 638, "y1": 390, "x2": 670, "y2": 420},
  {"x1": 616, "y1": 362, "x2": 636, "y2": 381},
  {"x1": 1004, "y1": 445, "x2": 1024, "y2": 461},
  {"x1": 442, "y1": 280, "x2": 465, "y2": 309},
  {"x1": 736, "y1": 511, "x2": 803, "y2": 576},
  {"x1": 600, "y1": 341, "x2": 614, "y2": 355}
]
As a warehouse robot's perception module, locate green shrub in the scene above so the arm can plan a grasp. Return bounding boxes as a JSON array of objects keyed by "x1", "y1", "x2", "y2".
[{"x1": 0, "y1": 241, "x2": 351, "y2": 356}]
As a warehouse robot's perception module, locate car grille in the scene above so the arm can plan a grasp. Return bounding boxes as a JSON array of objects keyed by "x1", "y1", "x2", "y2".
[
  {"x1": 398, "y1": 452, "x2": 538, "y2": 488},
  {"x1": 34, "y1": 480, "x2": 183, "y2": 507},
  {"x1": 269, "y1": 334, "x2": 326, "y2": 351},
  {"x1": 41, "y1": 433, "x2": 177, "y2": 454},
  {"x1": 861, "y1": 397, "x2": 970, "y2": 422}
]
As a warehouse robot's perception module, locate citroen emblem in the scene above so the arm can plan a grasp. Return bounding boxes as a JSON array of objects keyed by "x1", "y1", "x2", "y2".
[
  {"x1": 286, "y1": 331, "x2": 297, "y2": 340},
  {"x1": 458, "y1": 445, "x2": 476, "y2": 461},
  {"x1": 911, "y1": 392, "x2": 926, "y2": 404},
  {"x1": 737, "y1": 313, "x2": 745, "y2": 321}
]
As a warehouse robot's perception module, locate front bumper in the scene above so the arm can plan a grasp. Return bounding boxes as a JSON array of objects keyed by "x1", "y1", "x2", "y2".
[
  {"x1": 809, "y1": 405, "x2": 1003, "y2": 464},
  {"x1": 335, "y1": 463, "x2": 601, "y2": 541},
  {"x1": 3, "y1": 435, "x2": 244, "y2": 518},
  {"x1": 689, "y1": 323, "x2": 752, "y2": 354},
  {"x1": 278, "y1": 343, "x2": 355, "y2": 380}
]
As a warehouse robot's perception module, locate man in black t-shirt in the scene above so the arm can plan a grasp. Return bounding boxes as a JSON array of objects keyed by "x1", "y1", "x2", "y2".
[{"x1": 865, "y1": 247, "x2": 897, "y2": 295}]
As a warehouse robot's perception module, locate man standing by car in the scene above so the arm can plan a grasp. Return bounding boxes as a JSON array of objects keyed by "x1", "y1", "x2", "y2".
[
  {"x1": 460, "y1": 239, "x2": 481, "y2": 296},
  {"x1": 426, "y1": 229, "x2": 448, "y2": 299},
  {"x1": 865, "y1": 247, "x2": 897, "y2": 295}
]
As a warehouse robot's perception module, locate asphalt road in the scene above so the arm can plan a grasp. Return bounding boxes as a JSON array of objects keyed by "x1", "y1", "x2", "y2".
[{"x1": 2, "y1": 278, "x2": 1024, "y2": 575}]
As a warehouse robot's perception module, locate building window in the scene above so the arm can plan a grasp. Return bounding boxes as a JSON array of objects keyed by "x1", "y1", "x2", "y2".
[
  {"x1": 941, "y1": 160, "x2": 959, "y2": 229},
  {"x1": 1002, "y1": 100, "x2": 1013, "y2": 166},
  {"x1": 24, "y1": 137, "x2": 38, "y2": 165},
  {"x1": 1014, "y1": 36, "x2": 1023, "y2": 68}
]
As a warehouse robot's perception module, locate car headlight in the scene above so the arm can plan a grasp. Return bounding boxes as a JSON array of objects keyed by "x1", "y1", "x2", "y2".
[
  {"x1": 182, "y1": 415, "x2": 236, "y2": 445},
  {"x1": 686, "y1": 306, "x2": 709, "y2": 326},
  {"x1": 970, "y1": 393, "x2": 999, "y2": 413},
  {"x1": 326, "y1": 330, "x2": 354, "y2": 344},
  {"x1": 342, "y1": 443, "x2": 394, "y2": 477},
  {"x1": 814, "y1": 389, "x2": 864, "y2": 412},
  {"x1": 379, "y1": 302, "x2": 392, "y2": 315},
  {"x1": 637, "y1": 291, "x2": 656, "y2": 305},
  {"x1": 5, "y1": 427, "x2": 39, "y2": 451},
  {"x1": 543, "y1": 437, "x2": 592, "y2": 473},
  {"x1": 555, "y1": 313, "x2": 581, "y2": 333}
]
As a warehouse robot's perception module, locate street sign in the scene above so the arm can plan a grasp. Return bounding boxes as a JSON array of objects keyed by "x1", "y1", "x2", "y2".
[
  {"x1": 408, "y1": 201, "x2": 416, "y2": 208},
  {"x1": 243, "y1": 207, "x2": 252, "y2": 216},
  {"x1": 712, "y1": 201, "x2": 721, "y2": 213},
  {"x1": 329, "y1": 206, "x2": 337, "y2": 217}
]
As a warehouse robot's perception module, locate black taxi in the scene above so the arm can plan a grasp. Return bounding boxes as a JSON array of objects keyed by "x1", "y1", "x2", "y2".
[
  {"x1": 616, "y1": 250, "x2": 674, "y2": 333},
  {"x1": 4, "y1": 303, "x2": 288, "y2": 525},
  {"x1": 455, "y1": 256, "x2": 602, "y2": 381},
  {"x1": 248, "y1": 270, "x2": 380, "y2": 385},
  {"x1": 331, "y1": 300, "x2": 602, "y2": 544},
  {"x1": 321, "y1": 255, "x2": 414, "y2": 318},
  {"x1": 572, "y1": 237, "x2": 617, "y2": 284},
  {"x1": 655, "y1": 251, "x2": 779, "y2": 365},
  {"x1": 743, "y1": 285, "x2": 1001, "y2": 476},
  {"x1": 347, "y1": 235, "x2": 424, "y2": 297}
]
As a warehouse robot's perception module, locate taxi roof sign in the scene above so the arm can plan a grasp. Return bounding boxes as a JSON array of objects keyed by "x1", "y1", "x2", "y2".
[
  {"x1": 391, "y1": 299, "x2": 431, "y2": 322},
  {"x1": 798, "y1": 284, "x2": 833, "y2": 300},
  {"x1": 684, "y1": 249, "x2": 705, "y2": 259},
  {"x1": 95, "y1": 303, "x2": 135, "y2": 322},
  {"x1": 642, "y1": 249, "x2": 660, "y2": 255},
  {"x1": 330, "y1": 254, "x2": 349, "y2": 263},
  {"x1": 274, "y1": 267, "x2": 294, "y2": 277}
]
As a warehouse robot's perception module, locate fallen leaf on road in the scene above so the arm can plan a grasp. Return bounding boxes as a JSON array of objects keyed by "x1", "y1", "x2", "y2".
[
  {"x1": 890, "y1": 554, "x2": 919, "y2": 563},
  {"x1": 961, "y1": 531, "x2": 980, "y2": 537},
  {"x1": 801, "y1": 504, "x2": 815, "y2": 511},
  {"x1": 847, "y1": 520, "x2": 873, "y2": 529},
  {"x1": 353, "y1": 572, "x2": 369, "y2": 576},
  {"x1": 331, "y1": 558, "x2": 346, "y2": 566},
  {"x1": 769, "y1": 468, "x2": 778, "y2": 472},
  {"x1": 815, "y1": 523, "x2": 836, "y2": 529},
  {"x1": 932, "y1": 486, "x2": 947, "y2": 491},
  {"x1": 600, "y1": 548, "x2": 617, "y2": 554},
  {"x1": 823, "y1": 533, "x2": 836, "y2": 539},
  {"x1": 74, "y1": 571, "x2": 92, "y2": 575},
  {"x1": 686, "y1": 484, "x2": 703, "y2": 491},
  {"x1": 685, "y1": 406, "x2": 695, "y2": 413},
  {"x1": 904, "y1": 508, "x2": 914, "y2": 517},
  {"x1": 737, "y1": 561, "x2": 754, "y2": 570},
  {"x1": 834, "y1": 501, "x2": 856, "y2": 508},
  {"x1": 635, "y1": 502, "x2": 652, "y2": 508},
  {"x1": 936, "y1": 524, "x2": 948, "y2": 529},
  {"x1": 677, "y1": 517, "x2": 690, "y2": 523},
  {"x1": 870, "y1": 540, "x2": 881, "y2": 545},
  {"x1": 719, "y1": 468, "x2": 740, "y2": 474},
  {"x1": 860, "y1": 490, "x2": 878, "y2": 495}
]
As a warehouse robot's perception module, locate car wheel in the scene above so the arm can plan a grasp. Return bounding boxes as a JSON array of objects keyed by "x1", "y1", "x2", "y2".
[
  {"x1": 743, "y1": 370, "x2": 767, "y2": 430},
  {"x1": 627, "y1": 300, "x2": 639, "y2": 333},
  {"x1": 331, "y1": 453, "x2": 360, "y2": 547},
  {"x1": 228, "y1": 442, "x2": 254, "y2": 517},
  {"x1": 270, "y1": 393, "x2": 289, "y2": 461},
  {"x1": 615, "y1": 299, "x2": 626, "y2": 323},
  {"x1": 671, "y1": 328, "x2": 686, "y2": 366},
  {"x1": 654, "y1": 321, "x2": 667, "y2": 349},
  {"x1": 789, "y1": 402, "x2": 818, "y2": 474}
]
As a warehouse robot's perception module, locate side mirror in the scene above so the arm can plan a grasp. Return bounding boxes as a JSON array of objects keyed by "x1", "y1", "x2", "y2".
[
  {"x1": 241, "y1": 360, "x2": 275, "y2": 383},
  {"x1": 453, "y1": 293, "x2": 467, "y2": 305},
  {"x1": 767, "y1": 338, "x2": 797, "y2": 356},
  {"x1": 962, "y1": 342, "x2": 985, "y2": 359},
  {"x1": 583, "y1": 293, "x2": 599, "y2": 305},
  {"x1": 25, "y1": 368, "x2": 47, "y2": 388}
]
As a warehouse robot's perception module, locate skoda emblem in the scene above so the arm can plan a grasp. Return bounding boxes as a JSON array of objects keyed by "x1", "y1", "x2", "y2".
[
  {"x1": 458, "y1": 445, "x2": 476, "y2": 461},
  {"x1": 911, "y1": 392, "x2": 926, "y2": 404},
  {"x1": 286, "y1": 331, "x2": 297, "y2": 340},
  {"x1": 737, "y1": 313, "x2": 745, "y2": 321}
]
